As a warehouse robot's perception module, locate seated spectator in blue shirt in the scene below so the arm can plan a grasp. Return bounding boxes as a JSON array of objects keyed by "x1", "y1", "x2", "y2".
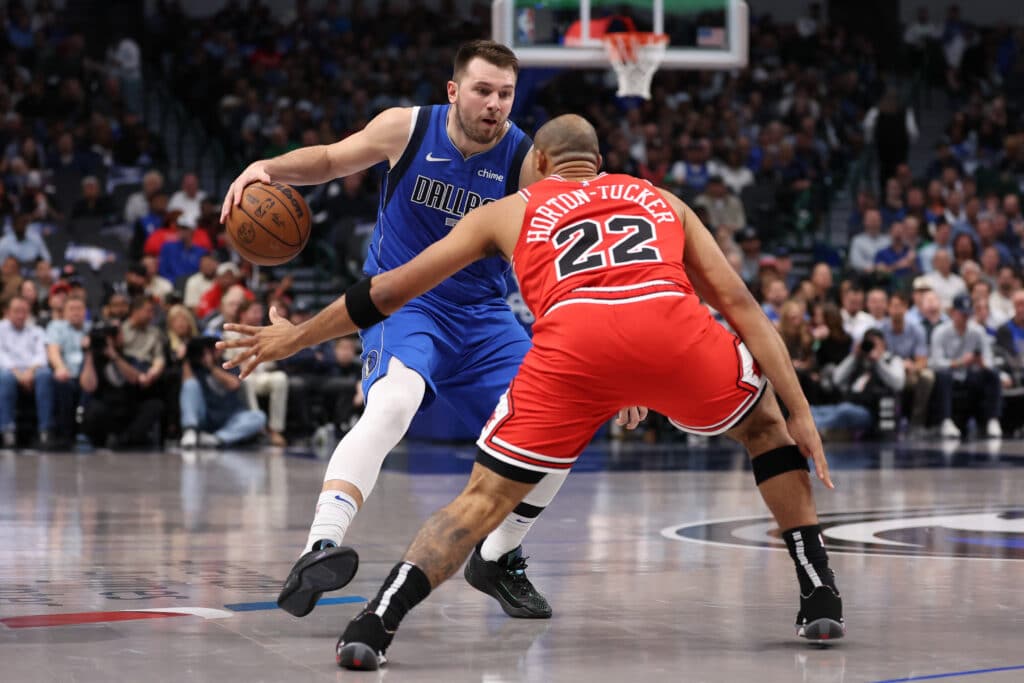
[
  {"x1": 179, "y1": 336, "x2": 265, "y2": 448},
  {"x1": 969, "y1": 281, "x2": 1001, "y2": 337},
  {"x1": 881, "y1": 291, "x2": 934, "y2": 432},
  {"x1": 760, "y1": 277, "x2": 788, "y2": 323},
  {"x1": 995, "y1": 290, "x2": 1024, "y2": 385},
  {"x1": 0, "y1": 214, "x2": 51, "y2": 266},
  {"x1": 46, "y1": 295, "x2": 89, "y2": 442},
  {"x1": 48, "y1": 132, "x2": 98, "y2": 180},
  {"x1": 5, "y1": 5, "x2": 33, "y2": 50},
  {"x1": 874, "y1": 220, "x2": 919, "y2": 283},
  {"x1": 0, "y1": 296, "x2": 54, "y2": 448},
  {"x1": 131, "y1": 193, "x2": 169, "y2": 259},
  {"x1": 669, "y1": 140, "x2": 712, "y2": 193},
  {"x1": 918, "y1": 219, "x2": 953, "y2": 274},
  {"x1": 929, "y1": 294, "x2": 1002, "y2": 439},
  {"x1": 879, "y1": 178, "x2": 907, "y2": 227},
  {"x1": 158, "y1": 221, "x2": 209, "y2": 283},
  {"x1": 976, "y1": 217, "x2": 1013, "y2": 267}
]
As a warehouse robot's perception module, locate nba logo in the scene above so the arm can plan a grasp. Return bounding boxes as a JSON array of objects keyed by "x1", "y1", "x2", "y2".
[{"x1": 516, "y1": 8, "x2": 535, "y2": 44}]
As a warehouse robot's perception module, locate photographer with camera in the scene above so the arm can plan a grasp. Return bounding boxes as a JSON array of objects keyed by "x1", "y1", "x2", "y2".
[
  {"x1": 121, "y1": 296, "x2": 166, "y2": 393},
  {"x1": 831, "y1": 328, "x2": 906, "y2": 436},
  {"x1": 179, "y1": 336, "x2": 265, "y2": 449},
  {"x1": 79, "y1": 323, "x2": 165, "y2": 448}
]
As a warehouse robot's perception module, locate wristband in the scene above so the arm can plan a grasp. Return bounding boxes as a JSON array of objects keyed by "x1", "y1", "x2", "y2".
[{"x1": 344, "y1": 277, "x2": 388, "y2": 329}]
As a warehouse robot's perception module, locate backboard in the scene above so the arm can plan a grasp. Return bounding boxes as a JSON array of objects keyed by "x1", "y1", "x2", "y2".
[{"x1": 492, "y1": 0, "x2": 748, "y2": 69}]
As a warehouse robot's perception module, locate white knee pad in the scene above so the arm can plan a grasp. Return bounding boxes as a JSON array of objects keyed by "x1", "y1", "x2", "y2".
[{"x1": 323, "y1": 357, "x2": 426, "y2": 500}]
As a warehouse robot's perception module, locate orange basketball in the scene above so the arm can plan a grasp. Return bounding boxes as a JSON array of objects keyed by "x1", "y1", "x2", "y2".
[{"x1": 225, "y1": 181, "x2": 311, "y2": 266}]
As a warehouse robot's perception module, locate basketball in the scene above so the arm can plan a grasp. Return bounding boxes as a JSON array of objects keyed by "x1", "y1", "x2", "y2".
[{"x1": 225, "y1": 181, "x2": 311, "y2": 266}]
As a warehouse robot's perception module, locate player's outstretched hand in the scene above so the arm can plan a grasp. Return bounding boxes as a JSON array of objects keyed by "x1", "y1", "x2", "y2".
[
  {"x1": 786, "y1": 412, "x2": 834, "y2": 489},
  {"x1": 615, "y1": 406, "x2": 648, "y2": 430},
  {"x1": 220, "y1": 162, "x2": 272, "y2": 224},
  {"x1": 218, "y1": 306, "x2": 296, "y2": 379}
]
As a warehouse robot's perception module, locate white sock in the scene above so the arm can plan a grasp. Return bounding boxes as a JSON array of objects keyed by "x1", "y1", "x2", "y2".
[
  {"x1": 480, "y1": 513, "x2": 537, "y2": 561},
  {"x1": 479, "y1": 470, "x2": 569, "y2": 561},
  {"x1": 304, "y1": 490, "x2": 359, "y2": 553}
]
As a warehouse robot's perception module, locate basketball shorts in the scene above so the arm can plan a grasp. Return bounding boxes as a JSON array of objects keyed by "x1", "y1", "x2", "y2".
[
  {"x1": 360, "y1": 295, "x2": 532, "y2": 432},
  {"x1": 476, "y1": 294, "x2": 767, "y2": 482}
]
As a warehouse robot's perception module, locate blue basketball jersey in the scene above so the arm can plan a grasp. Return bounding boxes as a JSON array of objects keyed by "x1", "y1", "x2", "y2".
[{"x1": 364, "y1": 104, "x2": 532, "y2": 306}]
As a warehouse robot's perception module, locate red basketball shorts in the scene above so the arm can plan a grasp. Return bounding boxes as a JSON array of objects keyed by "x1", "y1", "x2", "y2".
[{"x1": 476, "y1": 293, "x2": 766, "y2": 481}]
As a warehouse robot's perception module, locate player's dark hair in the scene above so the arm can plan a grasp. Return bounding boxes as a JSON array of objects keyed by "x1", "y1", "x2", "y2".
[{"x1": 453, "y1": 39, "x2": 519, "y2": 80}]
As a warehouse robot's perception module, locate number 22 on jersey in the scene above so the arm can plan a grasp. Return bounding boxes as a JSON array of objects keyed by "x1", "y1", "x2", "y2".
[{"x1": 552, "y1": 216, "x2": 662, "y2": 280}]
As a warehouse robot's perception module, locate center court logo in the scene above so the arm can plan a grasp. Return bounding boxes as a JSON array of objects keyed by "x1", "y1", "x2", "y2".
[{"x1": 661, "y1": 506, "x2": 1024, "y2": 560}]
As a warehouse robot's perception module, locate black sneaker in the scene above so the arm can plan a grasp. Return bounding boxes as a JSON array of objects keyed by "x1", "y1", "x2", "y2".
[
  {"x1": 277, "y1": 545, "x2": 359, "y2": 617},
  {"x1": 464, "y1": 544, "x2": 552, "y2": 619},
  {"x1": 336, "y1": 610, "x2": 393, "y2": 671},
  {"x1": 796, "y1": 585, "x2": 845, "y2": 641}
]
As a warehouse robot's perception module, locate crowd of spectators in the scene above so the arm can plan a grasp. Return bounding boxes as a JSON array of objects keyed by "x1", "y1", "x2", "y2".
[
  {"x1": 0, "y1": 240, "x2": 366, "y2": 450},
  {"x1": 146, "y1": 1, "x2": 890, "y2": 267},
  {"x1": 0, "y1": 1, "x2": 365, "y2": 451},
  {"x1": 1, "y1": 0, "x2": 1021, "y2": 449},
  {"x1": 734, "y1": 6, "x2": 1024, "y2": 442}
]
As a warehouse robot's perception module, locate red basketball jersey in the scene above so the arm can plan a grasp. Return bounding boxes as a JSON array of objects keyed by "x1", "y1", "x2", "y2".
[{"x1": 513, "y1": 173, "x2": 695, "y2": 319}]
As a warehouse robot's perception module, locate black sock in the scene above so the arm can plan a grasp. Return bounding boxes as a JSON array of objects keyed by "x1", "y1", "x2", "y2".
[
  {"x1": 781, "y1": 525, "x2": 836, "y2": 595},
  {"x1": 366, "y1": 561, "x2": 432, "y2": 631}
]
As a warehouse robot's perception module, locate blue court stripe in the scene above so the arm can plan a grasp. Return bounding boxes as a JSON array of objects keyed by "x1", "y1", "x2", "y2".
[
  {"x1": 224, "y1": 596, "x2": 366, "y2": 612},
  {"x1": 871, "y1": 664, "x2": 1024, "y2": 682},
  {"x1": 946, "y1": 536, "x2": 1024, "y2": 549}
]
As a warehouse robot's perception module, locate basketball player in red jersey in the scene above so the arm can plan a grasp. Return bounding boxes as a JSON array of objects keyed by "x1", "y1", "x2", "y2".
[{"x1": 220, "y1": 114, "x2": 845, "y2": 670}]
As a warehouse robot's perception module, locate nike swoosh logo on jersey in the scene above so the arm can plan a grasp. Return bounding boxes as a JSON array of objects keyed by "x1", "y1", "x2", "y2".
[{"x1": 425, "y1": 152, "x2": 452, "y2": 162}]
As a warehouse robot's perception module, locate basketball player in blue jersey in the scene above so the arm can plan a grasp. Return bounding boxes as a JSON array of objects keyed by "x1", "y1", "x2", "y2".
[{"x1": 222, "y1": 40, "x2": 641, "y2": 620}]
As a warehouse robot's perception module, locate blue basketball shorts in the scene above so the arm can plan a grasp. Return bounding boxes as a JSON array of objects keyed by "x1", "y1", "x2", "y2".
[{"x1": 359, "y1": 297, "x2": 532, "y2": 433}]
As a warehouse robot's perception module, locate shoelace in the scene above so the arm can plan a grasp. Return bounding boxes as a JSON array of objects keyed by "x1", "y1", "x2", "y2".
[{"x1": 503, "y1": 555, "x2": 534, "y2": 595}]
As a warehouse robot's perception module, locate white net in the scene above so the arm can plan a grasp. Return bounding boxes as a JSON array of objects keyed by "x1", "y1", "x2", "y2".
[{"x1": 602, "y1": 33, "x2": 669, "y2": 100}]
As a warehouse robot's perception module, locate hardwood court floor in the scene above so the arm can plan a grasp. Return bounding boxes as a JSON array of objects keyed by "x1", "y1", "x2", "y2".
[{"x1": 1, "y1": 438, "x2": 1022, "y2": 682}]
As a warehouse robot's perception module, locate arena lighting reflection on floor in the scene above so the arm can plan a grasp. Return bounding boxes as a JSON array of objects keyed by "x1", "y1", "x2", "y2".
[
  {"x1": 370, "y1": 438, "x2": 1024, "y2": 476},
  {"x1": 2, "y1": 438, "x2": 1022, "y2": 682}
]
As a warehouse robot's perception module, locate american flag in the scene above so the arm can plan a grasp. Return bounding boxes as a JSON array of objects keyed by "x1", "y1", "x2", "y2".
[{"x1": 697, "y1": 26, "x2": 726, "y2": 47}]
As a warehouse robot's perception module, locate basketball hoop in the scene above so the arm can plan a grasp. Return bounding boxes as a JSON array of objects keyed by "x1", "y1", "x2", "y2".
[{"x1": 602, "y1": 32, "x2": 668, "y2": 100}]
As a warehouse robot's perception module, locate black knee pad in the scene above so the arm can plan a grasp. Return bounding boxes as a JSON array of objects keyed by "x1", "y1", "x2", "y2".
[{"x1": 751, "y1": 444, "x2": 809, "y2": 485}]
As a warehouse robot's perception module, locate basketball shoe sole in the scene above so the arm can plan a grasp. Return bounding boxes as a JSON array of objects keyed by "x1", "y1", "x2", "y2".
[{"x1": 277, "y1": 546, "x2": 359, "y2": 617}]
